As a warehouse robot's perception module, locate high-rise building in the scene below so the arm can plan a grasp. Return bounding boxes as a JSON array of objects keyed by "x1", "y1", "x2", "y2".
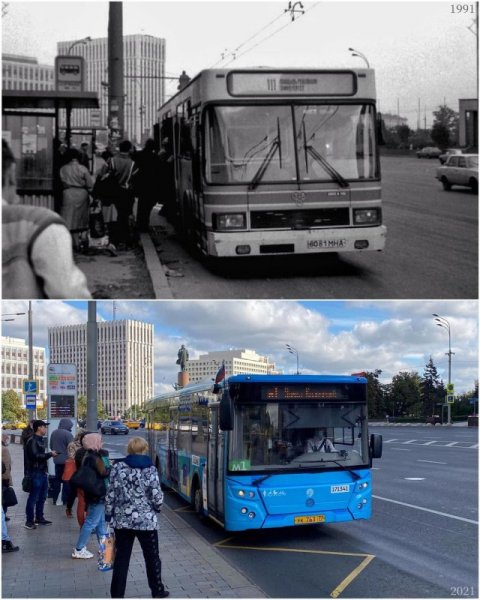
[
  {"x1": 57, "y1": 34, "x2": 166, "y2": 144},
  {"x1": 186, "y1": 349, "x2": 278, "y2": 383},
  {"x1": 2, "y1": 53, "x2": 55, "y2": 92},
  {"x1": 1, "y1": 336, "x2": 47, "y2": 403},
  {"x1": 48, "y1": 320, "x2": 154, "y2": 417}
]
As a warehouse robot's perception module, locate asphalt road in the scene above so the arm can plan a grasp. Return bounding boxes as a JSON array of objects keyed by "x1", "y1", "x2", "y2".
[
  {"x1": 115, "y1": 426, "x2": 478, "y2": 598},
  {"x1": 152, "y1": 155, "x2": 478, "y2": 299}
]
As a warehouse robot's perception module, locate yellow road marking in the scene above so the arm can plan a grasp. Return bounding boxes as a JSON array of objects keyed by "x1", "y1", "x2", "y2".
[{"x1": 214, "y1": 538, "x2": 375, "y2": 597}]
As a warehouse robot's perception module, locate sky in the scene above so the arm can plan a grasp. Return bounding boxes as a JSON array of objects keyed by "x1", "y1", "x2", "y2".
[
  {"x1": 1, "y1": 299, "x2": 478, "y2": 396},
  {"x1": 2, "y1": 0, "x2": 478, "y2": 127}
]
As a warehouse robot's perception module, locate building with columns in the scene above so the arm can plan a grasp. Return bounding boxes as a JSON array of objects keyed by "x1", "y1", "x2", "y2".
[
  {"x1": 1, "y1": 336, "x2": 47, "y2": 404},
  {"x1": 185, "y1": 349, "x2": 278, "y2": 383},
  {"x1": 48, "y1": 320, "x2": 154, "y2": 417},
  {"x1": 57, "y1": 34, "x2": 166, "y2": 145}
]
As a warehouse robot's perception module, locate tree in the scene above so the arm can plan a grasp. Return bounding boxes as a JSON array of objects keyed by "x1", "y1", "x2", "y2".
[
  {"x1": 364, "y1": 370, "x2": 385, "y2": 418},
  {"x1": 421, "y1": 357, "x2": 441, "y2": 417},
  {"x1": 1, "y1": 390, "x2": 27, "y2": 422},
  {"x1": 76, "y1": 395, "x2": 108, "y2": 422},
  {"x1": 396, "y1": 124, "x2": 411, "y2": 148},
  {"x1": 431, "y1": 105, "x2": 459, "y2": 148},
  {"x1": 390, "y1": 371, "x2": 422, "y2": 417}
]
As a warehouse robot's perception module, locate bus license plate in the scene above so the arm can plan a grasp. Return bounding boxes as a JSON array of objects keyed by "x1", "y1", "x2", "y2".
[
  {"x1": 307, "y1": 239, "x2": 346, "y2": 250},
  {"x1": 294, "y1": 515, "x2": 326, "y2": 525}
]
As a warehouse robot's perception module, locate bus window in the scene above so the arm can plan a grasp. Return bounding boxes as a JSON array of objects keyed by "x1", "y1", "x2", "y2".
[{"x1": 205, "y1": 105, "x2": 296, "y2": 184}]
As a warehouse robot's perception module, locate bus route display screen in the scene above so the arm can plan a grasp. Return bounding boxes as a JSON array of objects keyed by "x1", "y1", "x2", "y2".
[
  {"x1": 50, "y1": 395, "x2": 75, "y2": 418},
  {"x1": 261, "y1": 385, "x2": 350, "y2": 401}
]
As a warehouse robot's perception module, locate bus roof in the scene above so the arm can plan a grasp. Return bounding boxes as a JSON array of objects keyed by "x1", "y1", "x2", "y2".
[
  {"x1": 228, "y1": 374, "x2": 367, "y2": 384},
  {"x1": 158, "y1": 67, "x2": 375, "y2": 115}
]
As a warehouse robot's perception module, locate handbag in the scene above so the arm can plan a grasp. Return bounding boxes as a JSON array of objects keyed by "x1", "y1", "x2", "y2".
[
  {"x1": 89, "y1": 199, "x2": 106, "y2": 238},
  {"x1": 62, "y1": 458, "x2": 77, "y2": 482},
  {"x1": 21, "y1": 475, "x2": 32, "y2": 493},
  {"x1": 70, "y1": 456, "x2": 106, "y2": 498},
  {"x1": 2, "y1": 485, "x2": 18, "y2": 507}
]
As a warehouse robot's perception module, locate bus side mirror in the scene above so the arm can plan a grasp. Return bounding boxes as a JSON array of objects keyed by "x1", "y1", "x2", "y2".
[
  {"x1": 370, "y1": 433, "x2": 383, "y2": 459},
  {"x1": 219, "y1": 391, "x2": 233, "y2": 431}
]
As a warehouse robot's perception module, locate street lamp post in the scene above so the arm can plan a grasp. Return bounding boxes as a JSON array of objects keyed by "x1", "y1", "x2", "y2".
[
  {"x1": 432, "y1": 313, "x2": 454, "y2": 425},
  {"x1": 348, "y1": 47, "x2": 371, "y2": 68},
  {"x1": 286, "y1": 344, "x2": 300, "y2": 375},
  {"x1": 67, "y1": 36, "x2": 92, "y2": 55}
]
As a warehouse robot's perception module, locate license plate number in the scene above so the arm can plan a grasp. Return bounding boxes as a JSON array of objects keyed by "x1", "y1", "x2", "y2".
[
  {"x1": 294, "y1": 515, "x2": 326, "y2": 525},
  {"x1": 307, "y1": 239, "x2": 346, "y2": 249}
]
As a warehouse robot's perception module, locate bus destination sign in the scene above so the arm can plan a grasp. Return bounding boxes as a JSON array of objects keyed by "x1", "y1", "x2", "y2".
[
  {"x1": 261, "y1": 385, "x2": 348, "y2": 401},
  {"x1": 227, "y1": 71, "x2": 356, "y2": 97}
]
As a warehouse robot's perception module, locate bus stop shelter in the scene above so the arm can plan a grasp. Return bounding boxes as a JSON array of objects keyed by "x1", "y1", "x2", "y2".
[{"x1": 2, "y1": 90, "x2": 99, "y2": 212}]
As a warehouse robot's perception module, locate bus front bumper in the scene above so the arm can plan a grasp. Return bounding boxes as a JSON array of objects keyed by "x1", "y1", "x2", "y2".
[{"x1": 206, "y1": 225, "x2": 387, "y2": 257}]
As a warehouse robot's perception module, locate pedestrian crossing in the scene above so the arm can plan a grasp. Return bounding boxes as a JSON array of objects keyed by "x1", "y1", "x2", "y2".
[{"x1": 384, "y1": 438, "x2": 478, "y2": 449}]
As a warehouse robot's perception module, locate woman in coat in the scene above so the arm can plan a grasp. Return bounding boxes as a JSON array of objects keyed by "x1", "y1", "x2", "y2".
[
  {"x1": 60, "y1": 147, "x2": 94, "y2": 252},
  {"x1": 105, "y1": 437, "x2": 169, "y2": 598},
  {"x1": 71, "y1": 433, "x2": 109, "y2": 559}
]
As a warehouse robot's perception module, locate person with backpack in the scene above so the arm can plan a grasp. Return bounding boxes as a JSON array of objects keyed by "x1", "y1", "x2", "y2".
[
  {"x1": 105, "y1": 436, "x2": 169, "y2": 598},
  {"x1": 71, "y1": 433, "x2": 110, "y2": 559}
]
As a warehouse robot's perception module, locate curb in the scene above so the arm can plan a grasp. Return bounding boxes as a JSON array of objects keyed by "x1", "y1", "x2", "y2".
[{"x1": 140, "y1": 232, "x2": 173, "y2": 299}]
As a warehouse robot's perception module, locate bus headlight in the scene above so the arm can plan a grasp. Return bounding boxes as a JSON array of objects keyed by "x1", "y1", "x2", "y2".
[
  {"x1": 356, "y1": 482, "x2": 368, "y2": 491},
  {"x1": 353, "y1": 208, "x2": 381, "y2": 225},
  {"x1": 214, "y1": 213, "x2": 246, "y2": 230},
  {"x1": 237, "y1": 489, "x2": 255, "y2": 498}
]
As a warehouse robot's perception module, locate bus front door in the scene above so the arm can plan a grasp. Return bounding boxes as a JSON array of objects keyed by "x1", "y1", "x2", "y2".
[{"x1": 207, "y1": 407, "x2": 225, "y2": 519}]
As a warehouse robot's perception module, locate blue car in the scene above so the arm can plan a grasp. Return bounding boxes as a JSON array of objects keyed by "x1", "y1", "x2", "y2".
[{"x1": 100, "y1": 420, "x2": 129, "y2": 435}]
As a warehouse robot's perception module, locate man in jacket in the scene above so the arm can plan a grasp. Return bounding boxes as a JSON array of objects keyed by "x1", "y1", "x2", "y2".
[
  {"x1": 49, "y1": 418, "x2": 74, "y2": 506},
  {"x1": 24, "y1": 420, "x2": 58, "y2": 529}
]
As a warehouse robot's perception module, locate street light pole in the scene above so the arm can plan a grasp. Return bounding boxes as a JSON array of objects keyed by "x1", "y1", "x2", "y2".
[
  {"x1": 286, "y1": 344, "x2": 299, "y2": 375},
  {"x1": 432, "y1": 313, "x2": 454, "y2": 425},
  {"x1": 348, "y1": 47, "x2": 371, "y2": 68},
  {"x1": 67, "y1": 36, "x2": 92, "y2": 55}
]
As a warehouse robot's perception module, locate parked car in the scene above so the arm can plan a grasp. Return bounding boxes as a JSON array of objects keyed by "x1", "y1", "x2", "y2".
[
  {"x1": 100, "y1": 420, "x2": 129, "y2": 435},
  {"x1": 416, "y1": 146, "x2": 442, "y2": 159},
  {"x1": 436, "y1": 154, "x2": 478, "y2": 192},
  {"x1": 124, "y1": 419, "x2": 140, "y2": 430},
  {"x1": 438, "y1": 148, "x2": 463, "y2": 164}
]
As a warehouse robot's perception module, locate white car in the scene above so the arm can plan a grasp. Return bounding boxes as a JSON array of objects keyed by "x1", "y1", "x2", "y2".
[{"x1": 436, "y1": 154, "x2": 478, "y2": 193}]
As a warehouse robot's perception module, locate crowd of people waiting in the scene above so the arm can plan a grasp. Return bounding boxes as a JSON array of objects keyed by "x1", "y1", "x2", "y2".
[{"x1": 2, "y1": 419, "x2": 169, "y2": 599}]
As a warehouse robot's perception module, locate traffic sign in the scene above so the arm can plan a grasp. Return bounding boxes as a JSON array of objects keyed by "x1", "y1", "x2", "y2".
[
  {"x1": 446, "y1": 395, "x2": 455, "y2": 404},
  {"x1": 446, "y1": 383, "x2": 455, "y2": 395},
  {"x1": 25, "y1": 394, "x2": 36, "y2": 410},
  {"x1": 23, "y1": 380, "x2": 38, "y2": 394}
]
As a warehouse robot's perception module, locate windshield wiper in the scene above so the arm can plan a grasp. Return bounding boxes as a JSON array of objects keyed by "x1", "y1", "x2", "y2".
[
  {"x1": 252, "y1": 474, "x2": 273, "y2": 487},
  {"x1": 249, "y1": 135, "x2": 280, "y2": 191},
  {"x1": 305, "y1": 144, "x2": 350, "y2": 188}
]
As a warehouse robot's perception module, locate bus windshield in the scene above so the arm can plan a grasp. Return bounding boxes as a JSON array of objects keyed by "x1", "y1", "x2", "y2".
[
  {"x1": 228, "y1": 401, "x2": 369, "y2": 472},
  {"x1": 205, "y1": 104, "x2": 378, "y2": 185}
]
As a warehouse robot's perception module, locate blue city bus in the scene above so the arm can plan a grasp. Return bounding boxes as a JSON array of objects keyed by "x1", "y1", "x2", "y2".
[{"x1": 145, "y1": 374, "x2": 382, "y2": 532}]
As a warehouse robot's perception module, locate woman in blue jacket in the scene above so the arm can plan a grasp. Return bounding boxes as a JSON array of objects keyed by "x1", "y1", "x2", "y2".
[{"x1": 105, "y1": 437, "x2": 168, "y2": 598}]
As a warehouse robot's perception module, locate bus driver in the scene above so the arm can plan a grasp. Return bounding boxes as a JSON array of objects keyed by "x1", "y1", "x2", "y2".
[{"x1": 305, "y1": 429, "x2": 337, "y2": 453}]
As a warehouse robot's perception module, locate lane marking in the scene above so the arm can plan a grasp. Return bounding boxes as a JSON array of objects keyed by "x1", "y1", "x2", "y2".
[
  {"x1": 330, "y1": 554, "x2": 375, "y2": 599},
  {"x1": 373, "y1": 495, "x2": 478, "y2": 524},
  {"x1": 215, "y1": 539, "x2": 376, "y2": 598},
  {"x1": 390, "y1": 447, "x2": 411, "y2": 451},
  {"x1": 404, "y1": 477, "x2": 425, "y2": 481},
  {"x1": 417, "y1": 459, "x2": 447, "y2": 465},
  {"x1": 445, "y1": 442, "x2": 460, "y2": 447}
]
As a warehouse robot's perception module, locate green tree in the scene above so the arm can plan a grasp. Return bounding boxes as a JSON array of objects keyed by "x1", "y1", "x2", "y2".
[
  {"x1": 364, "y1": 370, "x2": 385, "y2": 418},
  {"x1": 76, "y1": 395, "x2": 108, "y2": 422},
  {"x1": 421, "y1": 357, "x2": 441, "y2": 417},
  {"x1": 396, "y1": 124, "x2": 411, "y2": 148},
  {"x1": 431, "y1": 122, "x2": 450, "y2": 150},
  {"x1": 390, "y1": 371, "x2": 422, "y2": 417},
  {"x1": 1, "y1": 390, "x2": 27, "y2": 422}
]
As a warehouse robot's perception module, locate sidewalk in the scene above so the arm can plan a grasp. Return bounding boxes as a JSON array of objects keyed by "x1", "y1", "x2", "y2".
[
  {"x1": 2, "y1": 441, "x2": 266, "y2": 599},
  {"x1": 75, "y1": 203, "x2": 173, "y2": 300}
]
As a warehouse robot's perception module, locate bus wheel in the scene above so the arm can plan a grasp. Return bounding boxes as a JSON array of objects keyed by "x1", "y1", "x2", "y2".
[{"x1": 192, "y1": 479, "x2": 203, "y2": 515}]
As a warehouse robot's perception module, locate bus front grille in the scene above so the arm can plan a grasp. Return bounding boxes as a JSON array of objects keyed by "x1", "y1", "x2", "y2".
[{"x1": 251, "y1": 208, "x2": 350, "y2": 229}]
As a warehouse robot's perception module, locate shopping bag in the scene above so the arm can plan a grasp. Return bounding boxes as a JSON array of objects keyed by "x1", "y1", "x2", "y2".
[
  {"x1": 98, "y1": 528, "x2": 115, "y2": 571},
  {"x1": 89, "y1": 199, "x2": 106, "y2": 239}
]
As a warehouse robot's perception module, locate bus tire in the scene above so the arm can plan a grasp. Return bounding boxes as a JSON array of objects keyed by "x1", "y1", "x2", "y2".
[{"x1": 191, "y1": 477, "x2": 203, "y2": 515}]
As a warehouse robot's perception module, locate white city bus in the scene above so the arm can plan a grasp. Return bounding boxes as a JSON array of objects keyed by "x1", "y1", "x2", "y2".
[{"x1": 155, "y1": 68, "x2": 386, "y2": 258}]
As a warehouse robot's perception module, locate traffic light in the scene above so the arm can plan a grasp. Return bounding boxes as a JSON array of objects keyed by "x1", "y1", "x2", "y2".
[{"x1": 446, "y1": 383, "x2": 455, "y2": 395}]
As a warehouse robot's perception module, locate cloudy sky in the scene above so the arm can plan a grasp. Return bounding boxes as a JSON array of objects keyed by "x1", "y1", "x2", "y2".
[
  {"x1": 1, "y1": 299, "x2": 478, "y2": 396},
  {"x1": 2, "y1": 1, "x2": 478, "y2": 127}
]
